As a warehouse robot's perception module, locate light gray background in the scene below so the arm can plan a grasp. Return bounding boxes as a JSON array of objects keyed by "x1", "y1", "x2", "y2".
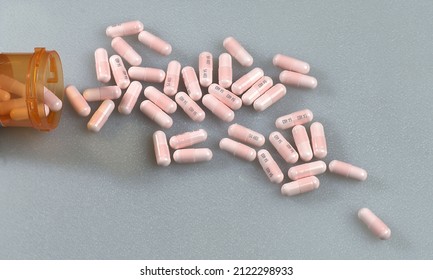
[{"x1": 0, "y1": 0, "x2": 432, "y2": 259}]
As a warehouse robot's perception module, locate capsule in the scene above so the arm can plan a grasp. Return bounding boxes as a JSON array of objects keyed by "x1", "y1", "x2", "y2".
[
  {"x1": 288, "y1": 160, "x2": 327, "y2": 181},
  {"x1": 257, "y1": 149, "x2": 284, "y2": 184},
  {"x1": 109, "y1": 55, "x2": 130, "y2": 89},
  {"x1": 292, "y1": 125, "x2": 313, "y2": 162},
  {"x1": 94, "y1": 48, "x2": 111, "y2": 83},
  {"x1": 153, "y1": 130, "x2": 171, "y2": 166},
  {"x1": 231, "y1": 67, "x2": 264, "y2": 95},
  {"x1": 144, "y1": 86, "x2": 177, "y2": 114},
  {"x1": 43, "y1": 87, "x2": 62, "y2": 112},
  {"x1": 272, "y1": 54, "x2": 310, "y2": 74},
  {"x1": 242, "y1": 76, "x2": 273, "y2": 106},
  {"x1": 328, "y1": 160, "x2": 368, "y2": 181},
  {"x1": 281, "y1": 176, "x2": 320, "y2": 196},
  {"x1": 228, "y1": 123, "x2": 265, "y2": 147},
  {"x1": 269, "y1": 131, "x2": 299, "y2": 164},
  {"x1": 111, "y1": 37, "x2": 142, "y2": 66},
  {"x1": 218, "y1": 53, "x2": 232, "y2": 88},
  {"x1": 208, "y1": 84, "x2": 242, "y2": 110},
  {"x1": 253, "y1": 83, "x2": 286, "y2": 112},
  {"x1": 219, "y1": 138, "x2": 256, "y2": 161},
  {"x1": 0, "y1": 98, "x2": 26, "y2": 115},
  {"x1": 181, "y1": 66, "x2": 202, "y2": 101},
  {"x1": 0, "y1": 74, "x2": 26, "y2": 97},
  {"x1": 65, "y1": 85, "x2": 91, "y2": 117},
  {"x1": 202, "y1": 94, "x2": 234, "y2": 123},
  {"x1": 83, "y1": 86, "x2": 122, "y2": 102},
  {"x1": 128, "y1": 67, "x2": 166, "y2": 83},
  {"x1": 275, "y1": 109, "x2": 314, "y2": 130},
  {"x1": 279, "y1": 70, "x2": 317, "y2": 89},
  {"x1": 106, "y1": 20, "x2": 144, "y2": 37},
  {"x1": 175, "y1": 92, "x2": 205, "y2": 122},
  {"x1": 140, "y1": 100, "x2": 173, "y2": 129},
  {"x1": 310, "y1": 122, "x2": 327, "y2": 159},
  {"x1": 169, "y1": 129, "x2": 208, "y2": 149},
  {"x1": 118, "y1": 81, "x2": 142, "y2": 115},
  {"x1": 138, "y1": 30, "x2": 172, "y2": 56},
  {"x1": 10, "y1": 104, "x2": 49, "y2": 121},
  {"x1": 223, "y1": 37, "x2": 253, "y2": 67},
  {"x1": 164, "y1": 60, "x2": 181, "y2": 96},
  {"x1": 199, "y1": 52, "x2": 213, "y2": 87},
  {"x1": 0, "y1": 89, "x2": 10, "y2": 101},
  {"x1": 358, "y1": 208, "x2": 391, "y2": 240},
  {"x1": 87, "y1": 100, "x2": 115, "y2": 132},
  {"x1": 173, "y1": 148, "x2": 213, "y2": 163}
]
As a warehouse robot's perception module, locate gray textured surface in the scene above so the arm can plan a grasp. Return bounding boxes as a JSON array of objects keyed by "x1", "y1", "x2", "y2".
[{"x1": 1, "y1": 0, "x2": 432, "y2": 259}]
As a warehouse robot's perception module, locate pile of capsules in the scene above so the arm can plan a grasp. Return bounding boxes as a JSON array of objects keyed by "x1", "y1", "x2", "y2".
[{"x1": 65, "y1": 20, "x2": 391, "y2": 240}]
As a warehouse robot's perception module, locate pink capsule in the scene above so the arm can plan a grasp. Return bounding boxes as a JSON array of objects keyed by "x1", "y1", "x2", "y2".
[
  {"x1": 111, "y1": 37, "x2": 142, "y2": 66},
  {"x1": 164, "y1": 60, "x2": 181, "y2": 96},
  {"x1": 0, "y1": 74, "x2": 26, "y2": 97},
  {"x1": 281, "y1": 176, "x2": 320, "y2": 196},
  {"x1": 257, "y1": 149, "x2": 284, "y2": 184},
  {"x1": 223, "y1": 37, "x2": 253, "y2": 67},
  {"x1": 275, "y1": 109, "x2": 314, "y2": 130},
  {"x1": 0, "y1": 98, "x2": 26, "y2": 115},
  {"x1": 208, "y1": 84, "x2": 242, "y2": 110},
  {"x1": 143, "y1": 86, "x2": 177, "y2": 114},
  {"x1": 199, "y1": 52, "x2": 213, "y2": 87},
  {"x1": 253, "y1": 83, "x2": 287, "y2": 112},
  {"x1": 328, "y1": 160, "x2": 368, "y2": 181},
  {"x1": 174, "y1": 92, "x2": 205, "y2": 122},
  {"x1": 153, "y1": 130, "x2": 171, "y2": 166},
  {"x1": 173, "y1": 148, "x2": 213, "y2": 163},
  {"x1": 83, "y1": 86, "x2": 122, "y2": 102},
  {"x1": 43, "y1": 87, "x2": 62, "y2": 112},
  {"x1": 242, "y1": 76, "x2": 273, "y2": 106},
  {"x1": 65, "y1": 85, "x2": 91, "y2": 117},
  {"x1": 310, "y1": 122, "x2": 327, "y2": 159},
  {"x1": 219, "y1": 138, "x2": 256, "y2": 162},
  {"x1": 273, "y1": 54, "x2": 310, "y2": 74},
  {"x1": 106, "y1": 20, "x2": 144, "y2": 37},
  {"x1": 231, "y1": 67, "x2": 264, "y2": 95},
  {"x1": 128, "y1": 67, "x2": 166, "y2": 83},
  {"x1": 94, "y1": 48, "x2": 111, "y2": 83},
  {"x1": 109, "y1": 55, "x2": 130, "y2": 89},
  {"x1": 169, "y1": 129, "x2": 208, "y2": 149},
  {"x1": 202, "y1": 94, "x2": 234, "y2": 123},
  {"x1": 118, "y1": 81, "x2": 142, "y2": 115},
  {"x1": 228, "y1": 123, "x2": 265, "y2": 147},
  {"x1": 279, "y1": 70, "x2": 317, "y2": 89},
  {"x1": 288, "y1": 160, "x2": 327, "y2": 181},
  {"x1": 0, "y1": 89, "x2": 10, "y2": 101},
  {"x1": 181, "y1": 66, "x2": 202, "y2": 101},
  {"x1": 358, "y1": 208, "x2": 391, "y2": 240},
  {"x1": 292, "y1": 125, "x2": 313, "y2": 162},
  {"x1": 218, "y1": 53, "x2": 232, "y2": 88},
  {"x1": 87, "y1": 100, "x2": 115, "y2": 132},
  {"x1": 269, "y1": 131, "x2": 299, "y2": 164},
  {"x1": 10, "y1": 104, "x2": 49, "y2": 121},
  {"x1": 139, "y1": 100, "x2": 173, "y2": 129},
  {"x1": 138, "y1": 30, "x2": 172, "y2": 56}
]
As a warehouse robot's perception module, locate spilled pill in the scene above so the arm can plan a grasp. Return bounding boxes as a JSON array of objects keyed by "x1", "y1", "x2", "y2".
[
  {"x1": 281, "y1": 176, "x2": 320, "y2": 196},
  {"x1": 228, "y1": 123, "x2": 265, "y2": 147},
  {"x1": 358, "y1": 208, "x2": 391, "y2": 240},
  {"x1": 87, "y1": 100, "x2": 115, "y2": 132},
  {"x1": 169, "y1": 129, "x2": 208, "y2": 149},
  {"x1": 173, "y1": 148, "x2": 213, "y2": 163},
  {"x1": 328, "y1": 160, "x2": 368, "y2": 181},
  {"x1": 223, "y1": 36, "x2": 253, "y2": 67},
  {"x1": 219, "y1": 138, "x2": 256, "y2": 161},
  {"x1": 153, "y1": 130, "x2": 171, "y2": 166},
  {"x1": 257, "y1": 149, "x2": 284, "y2": 184}
]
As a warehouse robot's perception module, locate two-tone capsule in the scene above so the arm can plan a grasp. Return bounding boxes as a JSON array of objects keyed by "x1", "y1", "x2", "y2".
[
  {"x1": 242, "y1": 76, "x2": 273, "y2": 106},
  {"x1": 358, "y1": 208, "x2": 391, "y2": 240},
  {"x1": 218, "y1": 53, "x2": 232, "y2": 88},
  {"x1": 269, "y1": 131, "x2": 299, "y2": 164},
  {"x1": 140, "y1": 100, "x2": 173, "y2": 129},
  {"x1": 109, "y1": 55, "x2": 130, "y2": 89},
  {"x1": 281, "y1": 176, "x2": 320, "y2": 196},
  {"x1": 164, "y1": 60, "x2": 181, "y2": 96},
  {"x1": 275, "y1": 109, "x2": 314, "y2": 130},
  {"x1": 182, "y1": 66, "x2": 202, "y2": 101},
  {"x1": 138, "y1": 30, "x2": 172, "y2": 56},
  {"x1": 118, "y1": 81, "x2": 143, "y2": 115},
  {"x1": 83, "y1": 86, "x2": 122, "y2": 102},
  {"x1": 208, "y1": 84, "x2": 242, "y2": 110},
  {"x1": 231, "y1": 67, "x2": 264, "y2": 95},
  {"x1": 228, "y1": 123, "x2": 265, "y2": 147},
  {"x1": 257, "y1": 149, "x2": 284, "y2": 184},
  {"x1": 144, "y1": 86, "x2": 177, "y2": 114},
  {"x1": 65, "y1": 85, "x2": 91, "y2": 117},
  {"x1": 273, "y1": 54, "x2": 310, "y2": 74},
  {"x1": 279, "y1": 70, "x2": 317, "y2": 89},
  {"x1": 288, "y1": 160, "x2": 327, "y2": 180},
  {"x1": 310, "y1": 122, "x2": 327, "y2": 159},
  {"x1": 94, "y1": 48, "x2": 111, "y2": 83},
  {"x1": 87, "y1": 100, "x2": 115, "y2": 132},
  {"x1": 202, "y1": 94, "x2": 234, "y2": 123},
  {"x1": 292, "y1": 125, "x2": 313, "y2": 162},
  {"x1": 128, "y1": 67, "x2": 166, "y2": 83},
  {"x1": 328, "y1": 160, "x2": 368, "y2": 181},
  {"x1": 43, "y1": 87, "x2": 63, "y2": 112},
  {"x1": 219, "y1": 138, "x2": 256, "y2": 161},
  {"x1": 153, "y1": 130, "x2": 171, "y2": 166},
  {"x1": 111, "y1": 37, "x2": 142, "y2": 66},
  {"x1": 169, "y1": 129, "x2": 208, "y2": 149},
  {"x1": 175, "y1": 92, "x2": 205, "y2": 122},
  {"x1": 106, "y1": 20, "x2": 144, "y2": 37},
  {"x1": 199, "y1": 52, "x2": 213, "y2": 87},
  {"x1": 253, "y1": 83, "x2": 286, "y2": 112},
  {"x1": 173, "y1": 148, "x2": 213, "y2": 163},
  {"x1": 223, "y1": 37, "x2": 253, "y2": 67}
]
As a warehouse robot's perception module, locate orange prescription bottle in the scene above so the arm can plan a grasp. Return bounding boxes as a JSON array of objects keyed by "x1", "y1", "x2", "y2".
[{"x1": 0, "y1": 48, "x2": 64, "y2": 131}]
